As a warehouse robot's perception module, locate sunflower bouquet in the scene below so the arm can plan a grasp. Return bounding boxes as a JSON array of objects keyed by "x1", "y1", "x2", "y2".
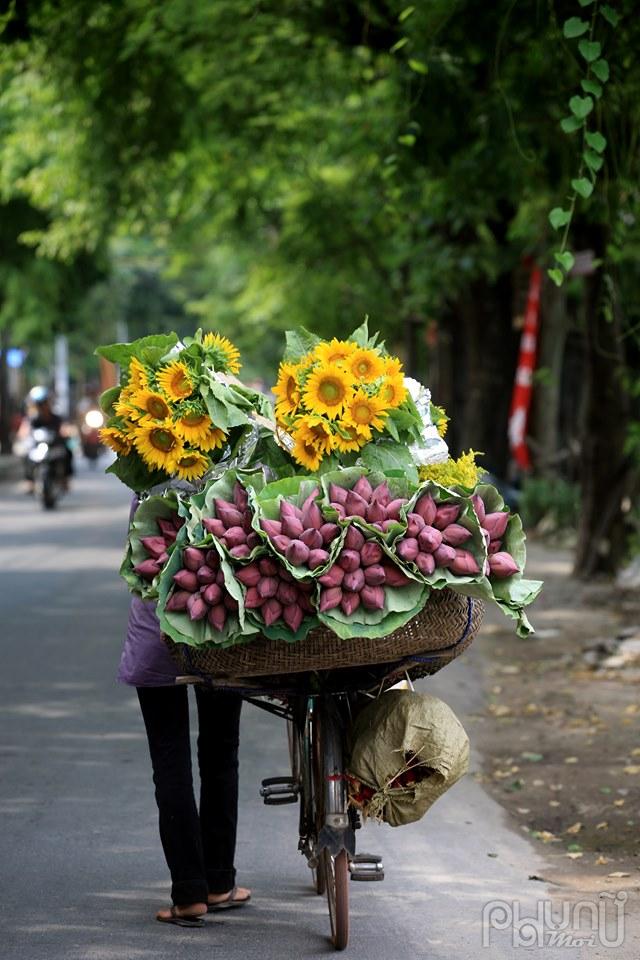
[
  {"x1": 96, "y1": 330, "x2": 271, "y2": 492},
  {"x1": 271, "y1": 321, "x2": 426, "y2": 479}
]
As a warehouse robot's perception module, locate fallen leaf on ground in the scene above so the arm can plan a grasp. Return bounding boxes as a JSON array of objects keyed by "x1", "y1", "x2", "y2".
[
  {"x1": 566, "y1": 852, "x2": 583, "y2": 859},
  {"x1": 632, "y1": 748, "x2": 640, "y2": 757},
  {"x1": 623, "y1": 765, "x2": 640, "y2": 775},
  {"x1": 490, "y1": 704, "x2": 512, "y2": 717},
  {"x1": 614, "y1": 799, "x2": 625, "y2": 807},
  {"x1": 549, "y1": 800, "x2": 560, "y2": 807},
  {"x1": 487, "y1": 852, "x2": 498, "y2": 858},
  {"x1": 608, "y1": 871, "x2": 630, "y2": 878},
  {"x1": 550, "y1": 783, "x2": 563, "y2": 791},
  {"x1": 533, "y1": 779, "x2": 545, "y2": 787},
  {"x1": 517, "y1": 808, "x2": 530, "y2": 814},
  {"x1": 566, "y1": 822, "x2": 583, "y2": 835},
  {"x1": 522, "y1": 752, "x2": 543, "y2": 762},
  {"x1": 596, "y1": 821, "x2": 609, "y2": 830},
  {"x1": 595, "y1": 856, "x2": 610, "y2": 865},
  {"x1": 534, "y1": 830, "x2": 558, "y2": 843},
  {"x1": 624, "y1": 705, "x2": 638, "y2": 715},
  {"x1": 564, "y1": 757, "x2": 579, "y2": 764}
]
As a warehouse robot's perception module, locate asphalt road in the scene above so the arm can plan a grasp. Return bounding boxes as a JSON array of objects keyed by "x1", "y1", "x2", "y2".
[{"x1": 0, "y1": 464, "x2": 612, "y2": 959}]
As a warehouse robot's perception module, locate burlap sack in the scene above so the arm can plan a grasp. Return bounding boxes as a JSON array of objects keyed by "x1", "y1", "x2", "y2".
[{"x1": 347, "y1": 690, "x2": 470, "y2": 827}]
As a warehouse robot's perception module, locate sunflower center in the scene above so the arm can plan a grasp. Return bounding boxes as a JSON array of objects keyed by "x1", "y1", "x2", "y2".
[
  {"x1": 146, "y1": 396, "x2": 170, "y2": 419},
  {"x1": 318, "y1": 377, "x2": 344, "y2": 405},
  {"x1": 355, "y1": 360, "x2": 371, "y2": 377},
  {"x1": 171, "y1": 370, "x2": 191, "y2": 395},
  {"x1": 352, "y1": 402, "x2": 374, "y2": 425},
  {"x1": 310, "y1": 424, "x2": 328, "y2": 441},
  {"x1": 381, "y1": 384, "x2": 394, "y2": 402},
  {"x1": 286, "y1": 377, "x2": 299, "y2": 404},
  {"x1": 150, "y1": 428, "x2": 178, "y2": 453},
  {"x1": 181, "y1": 412, "x2": 208, "y2": 427},
  {"x1": 178, "y1": 455, "x2": 199, "y2": 467}
]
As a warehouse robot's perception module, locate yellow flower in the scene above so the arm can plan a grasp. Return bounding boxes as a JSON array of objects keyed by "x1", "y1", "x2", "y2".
[
  {"x1": 333, "y1": 420, "x2": 372, "y2": 453},
  {"x1": 343, "y1": 389, "x2": 388, "y2": 433},
  {"x1": 197, "y1": 427, "x2": 227, "y2": 452},
  {"x1": 348, "y1": 348, "x2": 385, "y2": 383},
  {"x1": 291, "y1": 433, "x2": 324, "y2": 471},
  {"x1": 129, "y1": 388, "x2": 173, "y2": 421},
  {"x1": 99, "y1": 425, "x2": 133, "y2": 455},
  {"x1": 378, "y1": 373, "x2": 407, "y2": 409},
  {"x1": 303, "y1": 363, "x2": 352, "y2": 419},
  {"x1": 272, "y1": 362, "x2": 302, "y2": 416},
  {"x1": 172, "y1": 449, "x2": 210, "y2": 481},
  {"x1": 128, "y1": 357, "x2": 149, "y2": 391},
  {"x1": 174, "y1": 410, "x2": 214, "y2": 445},
  {"x1": 384, "y1": 356, "x2": 404, "y2": 378},
  {"x1": 295, "y1": 414, "x2": 336, "y2": 456},
  {"x1": 201, "y1": 332, "x2": 242, "y2": 374},
  {"x1": 430, "y1": 403, "x2": 449, "y2": 438},
  {"x1": 418, "y1": 450, "x2": 482, "y2": 489},
  {"x1": 156, "y1": 360, "x2": 194, "y2": 401},
  {"x1": 133, "y1": 419, "x2": 184, "y2": 471},
  {"x1": 114, "y1": 394, "x2": 143, "y2": 422},
  {"x1": 313, "y1": 338, "x2": 357, "y2": 366}
]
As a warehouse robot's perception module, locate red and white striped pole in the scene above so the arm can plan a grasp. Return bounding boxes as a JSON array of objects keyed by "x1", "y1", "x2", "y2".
[{"x1": 508, "y1": 263, "x2": 541, "y2": 471}]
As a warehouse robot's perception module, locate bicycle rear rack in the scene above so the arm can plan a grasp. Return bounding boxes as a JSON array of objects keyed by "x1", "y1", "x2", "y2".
[{"x1": 260, "y1": 776, "x2": 299, "y2": 805}]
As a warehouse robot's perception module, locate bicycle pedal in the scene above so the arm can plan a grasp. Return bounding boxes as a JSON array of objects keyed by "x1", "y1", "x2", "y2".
[
  {"x1": 349, "y1": 853, "x2": 384, "y2": 881},
  {"x1": 259, "y1": 776, "x2": 299, "y2": 805}
]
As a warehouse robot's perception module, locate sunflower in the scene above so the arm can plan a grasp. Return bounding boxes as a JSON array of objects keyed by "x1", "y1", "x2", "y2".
[
  {"x1": 156, "y1": 360, "x2": 194, "y2": 401},
  {"x1": 431, "y1": 403, "x2": 449, "y2": 438},
  {"x1": 313, "y1": 338, "x2": 357, "y2": 367},
  {"x1": 333, "y1": 420, "x2": 372, "y2": 454},
  {"x1": 348, "y1": 348, "x2": 385, "y2": 383},
  {"x1": 343, "y1": 389, "x2": 388, "y2": 433},
  {"x1": 127, "y1": 357, "x2": 150, "y2": 391},
  {"x1": 133, "y1": 419, "x2": 184, "y2": 471},
  {"x1": 172, "y1": 449, "x2": 211, "y2": 481},
  {"x1": 272, "y1": 362, "x2": 302, "y2": 416},
  {"x1": 114, "y1": 392, "x2": 144, "y2": 422},
  {"x1": 291, "y1": 431, "x2": 324, "y2": 471},
  {"x1": 99, "y1": 425, "x2": 133, "y2": 455},
  {"x1": 129, "y1": 387, "x2": 173, "y2": 421},
  {"x1": 173, "y1": 409, "x2": 214, "y2": 445},
  {"x1": 201, "y1": 332, "x2": 242, "y2": 374},
  {"x1": 378, "y1": 373, "x2": 407, "y2": 409},
  {"x1": 383, "y1": 356, "x2": 404, "y2": 378},
  {"x1": 196, "y1": 427, "x2": 227, "y2": 452},
  {"x1": 302, "y1": 363, "x2": 352, "y2": 419},
  {"x1": 294, "y1": 414, "x2": 336, "y2": 456}
]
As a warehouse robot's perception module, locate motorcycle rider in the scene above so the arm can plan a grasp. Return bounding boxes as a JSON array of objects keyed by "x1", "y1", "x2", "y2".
[{"x1": 21, "y1": 386, "x2": 74, "y2": 492}]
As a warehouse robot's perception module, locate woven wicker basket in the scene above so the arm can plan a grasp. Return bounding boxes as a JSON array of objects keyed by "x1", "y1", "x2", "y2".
[{"x1": 164, "y1": 589, "x2": 484, "y2": 684}]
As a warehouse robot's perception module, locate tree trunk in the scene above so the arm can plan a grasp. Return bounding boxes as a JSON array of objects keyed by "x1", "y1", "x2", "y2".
[
  {"x1": 0, "y1": 324, "x2": 12, "y2": 455},
  {"x1": 529, "y1": 280, "x2": 569, "y2": 473}
]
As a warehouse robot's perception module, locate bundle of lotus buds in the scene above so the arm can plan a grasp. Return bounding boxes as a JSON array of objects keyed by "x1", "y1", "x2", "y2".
[
  {"x1": 259, "y1": 487, "x2": 340, "y2": 572},
  {"x1": 134, "y1": 511, "x2": 184, "y2": 581},
  {"x1": 392, "y1": 492, "x2": 481, "y2": 578},
  {"x1": 471, "y1": 493, "x2": 520, "y2": 579},
  {"x1": 328, "y1": 476, "x2": 409, "y2": 533},
  {"x1": 165, "y1": 544, "x2": 239, "y2": 631},
  {"x1": 237, "y1": 556, "x2": 315, "y2": 632},
  {"x1": 201, "y1": 481, "x2": 262, "y2": 559}
]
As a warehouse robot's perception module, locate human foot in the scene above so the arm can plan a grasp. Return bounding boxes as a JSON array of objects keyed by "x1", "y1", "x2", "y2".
[
  {"x1": 207, "y1": 886, "x2": 251, "y2": 911},
  {"x1": 156, "y1": 902, "x2": 207, "y2": 927}
]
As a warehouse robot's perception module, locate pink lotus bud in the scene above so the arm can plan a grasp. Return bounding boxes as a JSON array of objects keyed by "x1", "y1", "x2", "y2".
[
  {"x1": 277, "y1": 581, "x2": 298, "y2": 606},
  {"x1": 361, "y1": 586, "x2": 385, "y2": 611},
  {"x1": 157, "y1": 519, "x2": 178, "y2": 543},
  {"x1": 197, "y1": 565, "x2": 217, "y2": 585},
  {"x1": 283, "y1": 604, "x2": 303, "y2": 632},
  {"x1": 380, "y1": 519, "x2": 396, "y2": 532},
  {"x1": 242, "y1": 509, "x2": 253, "y2": 534},
  {"x1": 320, "y1": 587, "x2": 343, "y2": 613},
  {"x1": 433, "y1": 544, "x2": 456, "y2": 568},
  {"x1": 361, "y1": 541, "x2": 383, "y2": 567},
  {"x1": 488, "y1": 539, "x2": 502, "y2": 555},
  {"x1": 353, "y1": 475, "x2": 373, "y2": 501},
  {"x1": 224, "y1": 594, "x2": 239, "y2": 611},
  {"x1": 236, "y1": 564, "x2": 261, "y2": 587},
  {"x1": 260, "y1": 518, "x2": 283, "y2": 538},
  {"x1": 483, "y1": 512, "x2": 509, "y2": 541},
  {"x1": 343, "y1": 568, "x2": 365, "y2": 593},
  {"x1": 345, "y1": 526, "x2": 365, "y2": 552},
  {"x1": 134, "y1": 558, "x2": 161, "y2": 580},
  {"x1": 279, "y1": 566, "x2": 294, "y2": 582},
  {"x1": 214, "y1": 503, "x2": 244, "y2": 529},
  {"x1": 396, "y1": 538, "x2": 419, "y2": 562},
  {"x1": 203, "y1": 517, "x2": 226, "y2": 538},
  {"x1": 366, "y1": 501, "x2": 388, "y2": 523},
  {"x1": 140, "y1": 535, "x2": 168, "y2": 559},
  {"x1": 156, "y1": 552, "x2": 169, "y2": 566},
  {"x1": 279, "y1": 499, "x2": 302, "y2": 522},
  {"x1": 441, "y1": 523, "x2": 473, "y2": 547},
  {"x1": 222, "y1": 526, "x2": 246, "y2": 548},
  {"x1": 233, "y1": 482, "x2": 248, "y2": 511},
  {"x1": 340, "y1": 592, "x2": 361, "y2": 616},
  {"x1": 488, "y1": 551, "x2": 519, "y2": 578},
  {"x1": 344, "y1": 490, "x2": 368, "y2": 519},
  {"x1": 259, "y1": 558, "x2": 280, "y2": 577},
  {"x1": 286, "y1": 540, "x2": 310, "y2": 567},
  {"x1": 301, "y1": 487, "x2": 321, "y2": 510},
  {"x1": 301, "y1": 499, "x2": 323, "y2": 530},
  {"x1": 173, "y1": 569, "x2": 199, "y2": 592},
  {"x1": 416, "y1": 552, "x2": 436, "y2": 576},
  {"x1": 246, "y1": 532, "x2": 261, "y2": 549},
  {"x1": 406, "y1": 513, "x2": 426, "y2": 538},
  {"x1": 414, "y1": 494, "x2": 437, "y2": 525},
  {"x1": 338, "y1": 550, "x2": 360, "y2": 572},
  {"x1": 320, "y1": 522, "x2": 340, "y2": 544},
  {"x1": 450, "y1": 549, "x2": 480, "y2": 576},
  {"x1": 281, "y1": 515, "x2": 304, "y2": 539},
  {"x1": 301, "y1": 527, "x2": 323, "y2": 550},
  {"x1": 329, "y1": 483, "x2": 348, "y2": 505},
  {"x1": 261, "y1": 598, "x2": 283, "y2": 626},
  {"x1": 207, "y1": 604, "x2": 227, "y2": 631},
  {"x1": 363, "y1": 564, "x2": 386, "y2": 586},
  {"x1": 202, "y1": 582, "x2": 223, "y2": 605},
  {"x1": 187, "y1": 593, "x2": 208, "y2": 621},
  {"x1": 230, "y1": 545, "x2": 251, "y2": 559},
  {"x1": 244, "y1": 586, "x2": 264, "y2": 609},
  {"x1": 471, "y1": 494, "x2": 486, "y2": 524},
  {"x1": 386, "y1": 498, "x2": 408, "y2": 520},
  {"x1": 216, "y1": 570, "x2": 225, "y2": 585},
  {"x1": 433, "y1": 503, "x2": 461, "y2": 530},
  {"x1": 205, "y1": 549, "x2": 220, "y2": 568},
  {"x1": 382, "y1": 564, "x2": 413, "y2": 588},
  {"x1": 308, "y1": 548, "x2": 329, "y2": 570},
  {"x1": 318, "y1": 564, "x2": 345, "y2": 588},
  {"x1": 257, "y1": 576, "x2": 278, "y2": 599},
  {"x1": 371, "y1": 482, "x2": 391, "y2": 506},
  {"x1": 272, "y1": 535, "x2": 291, "y2": 553},
  {"x1": 330, "y1": 502, "x2": 346, "y2": 518},
  {"x1": 165, "y1": 589, "x2": 190, "y2": 612},
  {"x1": 299, "y1": 591, "x2": 315, "y2": 614},
  {"x1": 183, "y1": 546, "x2": 206, "y2": 572}
]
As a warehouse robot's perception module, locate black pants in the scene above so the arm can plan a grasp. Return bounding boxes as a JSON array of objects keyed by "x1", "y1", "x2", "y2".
[{"x1": 137, "y1": 685, "x2": 242, "y2": 906}]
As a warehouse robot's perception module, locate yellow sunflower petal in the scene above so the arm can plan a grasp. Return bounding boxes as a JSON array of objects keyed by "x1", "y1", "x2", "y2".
[
  {"x1": 173, "y1": 411, "x2": 214, "y2": 444},
  {"x1": 343, "y1": 388, "x2": 388, "y2": 433},
  {"x1": 133, "y1": 419, "x2": 184, "y2": 471},
  {"x1": 99, "y1": 425, "x2": 133, "y2": 455},
  {"x1": 378, "y1": 373, "x2": 407, "y2": 409},
  {"x1": 313, "y1": 338, "x2": 357, "y2": 366},
  {"x1": 128, "y1": 357, "x2": 150, "y2": 391},
  {"x1": 128, "y1": 388, "x2": 173, "y2": 421},
  {"x1": 291, "y1": 431, "x2": 324, "y2": 471},
  {"x1": 294, "y1": 414, "x2": 336, "y2": 456},
  {"x1": 201, "y1": 332, "x2": 242, "y2": 374},
  {"x1": 156, "y1": 360, "x2": 194, "y2": 401},
  {"x1": 197, "y1": 427, "x2": 227, "y2": 452},
  {"x1": 172, "y1": 449, "x2": 211, "y2": 481},
  {"x1": 333, "y1": 420, "x2": 372, "y2": 453},
  {"x1": 302, "y1": 363, "x2": 352, "y2": 420},
  {"x1": 384, "y1": 356, "x2": 404, "y2": 378},
  {"x1": 272, "y1": 362, "x2": 302, "y2": 416},
  {"x1": 348, "y1": 348, "x2": 385, "y2": 383}
]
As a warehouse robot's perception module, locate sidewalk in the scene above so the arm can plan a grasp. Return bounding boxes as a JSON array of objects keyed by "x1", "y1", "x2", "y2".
[{"x1": 0, "y1": 453, "x2": 21, "y2": 483}]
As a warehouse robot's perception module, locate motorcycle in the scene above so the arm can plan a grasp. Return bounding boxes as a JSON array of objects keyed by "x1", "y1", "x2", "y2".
[
  {"x1": 79, "y1": 407, "x2": 105, "y2": 463},
  {"x1": 27, "y1": 428, "x2": 69, "y2": 509}
]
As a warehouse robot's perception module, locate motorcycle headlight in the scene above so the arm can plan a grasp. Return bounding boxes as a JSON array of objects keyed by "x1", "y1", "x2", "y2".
[{"x1": 84, "y1": 409, "x2": 105, "y2": 429}]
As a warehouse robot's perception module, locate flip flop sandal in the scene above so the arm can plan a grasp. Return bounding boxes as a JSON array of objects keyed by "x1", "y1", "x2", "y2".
[
  {"x1": 157, "y1": 905, "x2": 206, "y2": 928},
  {"x1": 207, "y1": 886, "x2": 251, "y2": 912}
]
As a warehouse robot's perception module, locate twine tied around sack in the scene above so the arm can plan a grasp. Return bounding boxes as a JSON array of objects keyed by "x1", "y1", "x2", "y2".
[{"x1": 348, "y1": 744, "x2": 443, "y2": 822}]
